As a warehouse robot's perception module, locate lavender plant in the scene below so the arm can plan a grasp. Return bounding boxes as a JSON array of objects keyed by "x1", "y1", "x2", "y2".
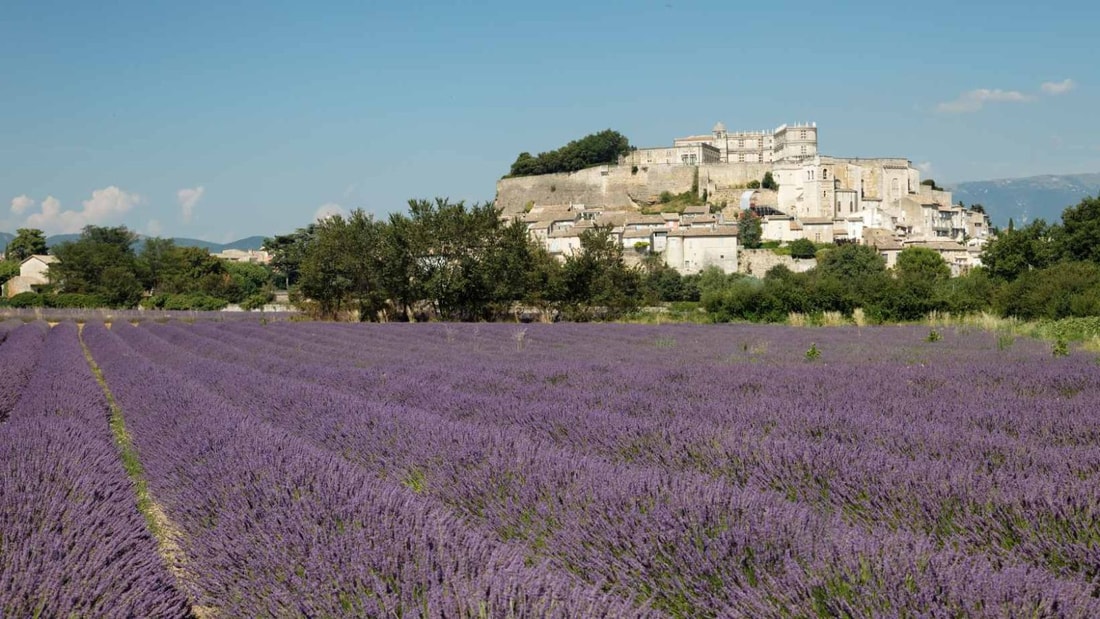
[{"x1": 0, "y1": 322, "x2": 190, "y2": 617}]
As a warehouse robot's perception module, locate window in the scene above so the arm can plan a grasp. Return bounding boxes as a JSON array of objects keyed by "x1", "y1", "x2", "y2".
[
  {"x1": 822, "y1": 169, "x2": 827, "y2": 179},
  {"x1": 801, "y1": 146, "x2": 807, "y2": 154}
]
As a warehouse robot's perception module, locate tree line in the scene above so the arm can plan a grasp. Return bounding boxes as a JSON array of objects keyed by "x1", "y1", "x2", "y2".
[
  {"x1": 266, "y1": 198, "x2": 643, "y2": 321},
  {"x1": 0, "y1": 226, "x2": 274, "y2": 310},
  {"x1": 693, "y1": 195, "x2": 1100, "y2": 323},
  {"x1": 5, "y1": 194, "x2": 1099, "y2": 323},
  {"x1": 264, "y1": 193, "x2": 1100, "y2": 324},
  {"x1": 508, "y1": 130, "x2": 631, "y2": 177}
]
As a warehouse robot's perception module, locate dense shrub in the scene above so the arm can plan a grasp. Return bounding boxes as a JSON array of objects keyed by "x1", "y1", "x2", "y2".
[
  {"x1": 142, "y1": 293, "x2": 229, "y2": 311},
  {"x1": 6, "y1": 292, "x2": 45, "y2": 308},
  {"x1": 788, "y1": 238, "x2": 817, "y2": 260},
  {"x1": 995, "y1": 261, "x2": 1100, "y2": 320},
  {"x1": 240, "y1": 290, "x2": 276, "y2": 311}
]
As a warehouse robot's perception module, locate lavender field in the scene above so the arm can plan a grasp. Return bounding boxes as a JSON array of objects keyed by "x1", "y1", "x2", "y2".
[{"x1": 2, "y1": 320, "x2": 1099, "y2": 617}]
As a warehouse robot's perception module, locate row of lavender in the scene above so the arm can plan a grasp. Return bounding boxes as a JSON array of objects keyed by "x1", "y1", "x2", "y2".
[
  {"x1": 87, "y1": 320, "x2": 1100, "y2": 617},
  {"x1": 82, "y1": 323, "x2": 651, "y2": 617},
  {"x1": 0, "y1": 322, "x2": 190, "y2": 617}
]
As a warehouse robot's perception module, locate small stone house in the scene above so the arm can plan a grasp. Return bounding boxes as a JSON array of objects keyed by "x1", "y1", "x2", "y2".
[{"x1": 4, "y1": 255, "x2": 58, "y2": 298}]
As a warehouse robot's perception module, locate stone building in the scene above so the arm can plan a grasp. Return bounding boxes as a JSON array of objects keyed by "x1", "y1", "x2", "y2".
[
  {"x1": 664, "y1": 228, "x2": 739, "y2": 275},
  {"x1": 502, "y1": 119, "x2": 994, "y2": 279},
  {"x1": 674, "y1": 122, "x2": 818, "y2": 164},
  {"x1": 4, "y1": 254, "x2": 57, "y2": 298},
  {"x1": 773, "y1": 156, "x2": 923, "y2": 222},
  {"x1": 214, "y1": 249, "x2": 272, "y2": 264},
  {"x1": 622, "y1": 143, "x2": 721, "y2": 167}
]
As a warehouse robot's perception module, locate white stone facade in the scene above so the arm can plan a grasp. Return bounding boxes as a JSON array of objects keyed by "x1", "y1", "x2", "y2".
[
  {"x1": 664, "y1": 229, "x2": 739, "y2": 275},
  {"x1": 674, "y1": 122, "x2": 817, "y2": 164},
  {"x1": 4, "y1": 254, "x2": 57, "y2": 298},
  {"x1": 623, "y1": 143, "x2": 721, "y2": 167},
  {"x1": 507, "y1": 120, "x2": 995, "y2": 279}
]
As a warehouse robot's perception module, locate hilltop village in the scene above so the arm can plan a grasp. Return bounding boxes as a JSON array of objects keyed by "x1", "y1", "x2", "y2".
[{"x1": 497, "y1": 123, "x2": 992, "y2": 276}]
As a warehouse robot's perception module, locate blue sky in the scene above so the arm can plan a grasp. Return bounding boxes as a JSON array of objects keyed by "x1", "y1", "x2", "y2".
[{"x1": 1, "y1": 0, "x2": 1096, "y2": 239}]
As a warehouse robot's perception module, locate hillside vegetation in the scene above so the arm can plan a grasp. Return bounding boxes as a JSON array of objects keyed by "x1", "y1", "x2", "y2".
[{"x1": 508, "y1": 129, "x2": 631, "y2": 177}]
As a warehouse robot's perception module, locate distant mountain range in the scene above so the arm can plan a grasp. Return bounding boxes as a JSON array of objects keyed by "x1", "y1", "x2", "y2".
[
  {"x1": 0, "y1": 233, "x2": 267, "y2": 254},
  {"x1": 951, "y1": 172, "x2": 1100, "y2": 228}
]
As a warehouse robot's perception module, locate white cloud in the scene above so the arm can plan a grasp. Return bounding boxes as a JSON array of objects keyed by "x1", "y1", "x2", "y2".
[
  {"x1": 176, "y1": 186, "x2": 204, "y2": 223},
  {"x1": 936, "y1": 88, "x2": 1032, "y2": 114},
  {"x1": 314, "y1": 202, "x2": 346, "y2": 221},
  {"x1": 1041, "y1": 78, "x2": 1075, "y2": 95},
  {"x1": 24, "y1": 186, "x2": 142, "y2": 234},
  {"x1": 10, "y1": 195, "x2": 35, "y2": 215},
  {"x1": 916, "y1": 161, "x2": 934, "y2": 176},
  {"x1": 145, "y1": 219, "x2": 163, "y2": 237}
]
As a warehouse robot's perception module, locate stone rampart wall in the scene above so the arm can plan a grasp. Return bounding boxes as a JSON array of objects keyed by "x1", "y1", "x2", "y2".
[
  {"x1": 496, "y1": 165, "x2": 698, "y2": 216},
  {"x1": 738, "y1": 249, "x2": 816, "y2": 276}
]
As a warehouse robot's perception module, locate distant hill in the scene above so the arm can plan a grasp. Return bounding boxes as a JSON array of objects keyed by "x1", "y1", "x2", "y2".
[
  {"x1": 952, "y1": 172, "x2": 1100, "y2": 228},
  {"x1": 2, "y1": 232, "x2": 266, "y2": 254},
  {"x1": 217, "y1": 236, "x2": 267, "y2": 251}
]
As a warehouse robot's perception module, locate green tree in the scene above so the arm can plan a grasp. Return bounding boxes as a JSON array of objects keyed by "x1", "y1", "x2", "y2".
[
  {"x1": 921, "y1": 178, "x2": 944, "y2": 191},
  {"x1": 299, "y1": 209, "x2": 388, "y2": 320},
  {"x1": 401, "y1": 198, "x2": 502, "y2": 321},
  {"x1": 224, "y1": 261, "x2": 274, "y2": 303},
  {"x1": 561, "y1": 226, "x2": 641, "y2": 320},
  {"x1": 762, "y1": 265, "x2": 811, "y2": 316},
  {"x1": 887, "y1": 247, "x2": 952, "y2": 320},
  {"x1": 788, "y1": 238, "x2": 817, "y2": 259},
  {"x1": 521, "y1": 242, "x2": 565, "y2": 314},
  {"x1": 896, "y1": 246, "x2": 951, "y2": 283},
  {"x1": 812, "y1": 244, "x2": 890, "y2": 316},
  {"x1": 761, "y1": 172, "x2": 778, "y2": 190},
  {"x1": 379, "y1": 210, "x2": 424, "y2": 321},
  {"x1": 981, "y1": 220, "x2": 1061, "y2": 281},
  {"x1": 49, "y1": 225, "x2": 143, "y2": 307},
  {"x1": 508, "y1": 130, "x2": 631, "y2": 177},
  {"x1": 0, "y1": 260, "x2": 19, "y2": 286},
  {"x1": 738, "y1": 210, "x2": 762, "y2": 249},
  {"x1": 264, "y1": 225, "x2": 317, "y2": 289},
  {"x1": 1059, "y1": 194, "x2": 1100, "y2": 264},
  {"x1": 137, "y1": 237, "x2": 179, "y2": 294},
  {"x1": 163, "y1": 246, "x2": 235, "y2": 299},
  {"x1": 5, "y1": 228, "x2": 48, "y2": 262},
  {"x1": 480, "y1": 218, "x2": 545, "y2": 318},
  {"x1": 996, "y1": 261, "x2": 1100, "y2": 320},
  {"x1": 643, "y1": 262, "x2": 696, "y2": 303},
  {"x1": 935, "y1": 269, "x2": 994, "y2": 314}
]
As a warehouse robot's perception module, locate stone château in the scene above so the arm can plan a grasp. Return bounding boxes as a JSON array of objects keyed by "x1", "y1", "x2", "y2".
[{"x1": 497, "y1": 122, "x2": 991, "y2": 276}]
